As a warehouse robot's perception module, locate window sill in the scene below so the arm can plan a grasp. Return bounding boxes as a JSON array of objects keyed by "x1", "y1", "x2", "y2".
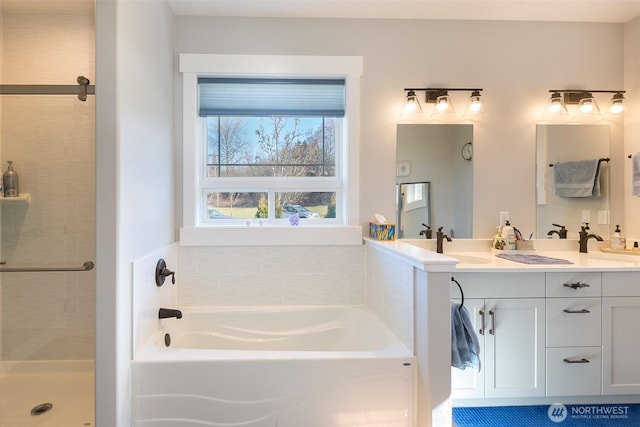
[{"x1": 179, "y1": 225, "x2": 363, "y2": 246}]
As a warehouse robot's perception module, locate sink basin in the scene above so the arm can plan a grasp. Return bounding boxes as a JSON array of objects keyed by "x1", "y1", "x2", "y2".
[
  {"x1": 446, "y1": 253, "x2": 492, "y2": 265},
  {"x1": 586, "y1": 253, "x2": 640, "y2": 263}
]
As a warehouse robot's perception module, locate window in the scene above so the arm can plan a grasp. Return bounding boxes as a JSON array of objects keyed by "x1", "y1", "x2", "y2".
[{"x1": 180, "y1": 54, "x2": 363, "y2": 245}]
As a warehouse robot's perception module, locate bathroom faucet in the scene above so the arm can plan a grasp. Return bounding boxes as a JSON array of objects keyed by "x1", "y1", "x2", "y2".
[
  {"x1": 547, "y1": 223, "x2": 567, "y2": 239},
  {"x1": 159, "y1": 308, "x2": 182, "y2": 319},
  {"x1": 419, "y1": 224, "x2": 432, "y2": 239},
  {"x1": 436, "y1": 227, "x2": 452, "y2": 254},
  {"x1": 578, "y1": 226, "x2": 603, "y2": 253}
]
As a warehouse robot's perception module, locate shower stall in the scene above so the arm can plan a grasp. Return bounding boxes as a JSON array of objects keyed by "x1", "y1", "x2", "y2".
[{"x1": 0, "y1": 1, "x2": 96, "y2": 426}]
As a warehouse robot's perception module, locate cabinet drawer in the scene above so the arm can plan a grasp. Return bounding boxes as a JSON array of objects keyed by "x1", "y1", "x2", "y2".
[
  {"x1": 602, "y1": 272, "x2": 640, "y2": 297},
  {"x1": 452, "y1": 273, "x2": 545, "y2": 299},
  {"x1": 546, "y1": 272, "x2": 601, "y2": 297},
  {"x1": 546, "y1": 298, "x2": 601, "y2": 347},
  {"x1": 546, "y1": 347, "x2": 602, "y2": 396}
]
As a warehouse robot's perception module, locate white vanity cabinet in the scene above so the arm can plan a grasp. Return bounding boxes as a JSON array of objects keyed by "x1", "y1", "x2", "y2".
[
  {"x1": 602, "y1": 272, "x2": 640, "y2": 395},
  {"x1": 545, "y1": 272, "x2": 602, "y2": 396},
  {"x1": 451, "y1": 273, "x2": 546, "y2": 399}
]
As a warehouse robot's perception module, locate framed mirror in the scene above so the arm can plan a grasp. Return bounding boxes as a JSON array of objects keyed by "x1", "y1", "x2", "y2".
[
  {"x1": 536, "y1": 124, "x2": 610, "y2": 239},
  {"x1": 396, "y1": 124, "x2": 473, "y2": 239}
]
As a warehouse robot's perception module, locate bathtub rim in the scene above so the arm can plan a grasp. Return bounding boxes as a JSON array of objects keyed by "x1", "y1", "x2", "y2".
[{"x1": 135, "y1": 304, "x2": 414, "y2": 362}]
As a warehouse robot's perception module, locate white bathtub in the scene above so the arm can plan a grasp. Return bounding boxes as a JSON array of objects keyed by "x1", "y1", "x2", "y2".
[{"x1": 132, "y1": 305, "x2": 415, "y2": 427}]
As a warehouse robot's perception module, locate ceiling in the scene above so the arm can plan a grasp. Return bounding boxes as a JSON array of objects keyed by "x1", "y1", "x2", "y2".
[
  {"x1": 167, "y1": 0, "x2": 640, "y2": 23},
  {"x1": 2, "y1": 0, "x2": 640, "y2": 23}
]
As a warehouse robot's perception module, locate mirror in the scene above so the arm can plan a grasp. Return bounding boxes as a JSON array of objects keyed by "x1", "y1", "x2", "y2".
[
  {"x1": 396, "y1": 124, "x2": 473, "y2": 239},
  {"x1": 536, "y1": 124, "x2": 610, "y2": 239}
]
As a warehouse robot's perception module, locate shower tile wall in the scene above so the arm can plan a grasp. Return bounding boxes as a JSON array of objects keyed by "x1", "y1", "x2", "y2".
[
  {"x1": 0, "y1": 11, "x2": 95, "y2": 360},
  {"x1": 178, "y1": 245, "x2": 366, "y2": 306}
]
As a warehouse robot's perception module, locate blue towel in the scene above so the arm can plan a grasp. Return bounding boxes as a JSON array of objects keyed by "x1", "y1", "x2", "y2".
[
  {"x1": 553, "y1": 159, "x2": 601, "y2": 198},
  {"x1": 632, "y1": 153, "x2": 640, "y2": 197},
  {"x1": 451, "y1": 302, "x2": 481, "y2": 371}
]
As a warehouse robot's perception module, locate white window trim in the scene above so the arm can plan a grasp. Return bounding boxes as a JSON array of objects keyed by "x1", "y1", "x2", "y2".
[{"x1": 179, "y1": 54, "x2": 363, "y2": 246}]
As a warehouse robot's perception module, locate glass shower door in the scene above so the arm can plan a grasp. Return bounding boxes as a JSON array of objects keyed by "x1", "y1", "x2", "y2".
[{"x1": 0, "y1": 3, "x2": 96, "y2": 426}]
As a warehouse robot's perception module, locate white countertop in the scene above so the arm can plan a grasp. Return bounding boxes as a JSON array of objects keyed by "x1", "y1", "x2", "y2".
[{"x1": 365, "y1": 238, "x2": 640, "y2": 272}]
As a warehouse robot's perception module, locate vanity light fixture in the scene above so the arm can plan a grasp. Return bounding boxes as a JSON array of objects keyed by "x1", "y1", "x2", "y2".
[
  {"x1": 609, "y1": 92, "x2": 625, "y2": 114},
  {"x1": 547, "y1": 89, "x2": 626, "y2": 117},
  {"x1": 465, "y1": 90, "x2": 485, "y2": 115},
  {"x1": 402, "y1": 87, "x2": 484, "y2": 119},
  {"x1": 401, "y1": 89, "x2": 423, "y2": 117},
  {"x1": 577, "y1": 92, "x2": 600, "y2": 116},
  {"x1": 433, "y1": 91, "x2": 455, "y2": 117},
  {"x1": 547, "y1": 91, "x2": 568, "y2": 115}
]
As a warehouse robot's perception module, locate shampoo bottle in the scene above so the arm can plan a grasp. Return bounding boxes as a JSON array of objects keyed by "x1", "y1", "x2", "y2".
[
  {"x1": 502, "y1": 220, "x2": 516, "y2": 250},
  {"x1": 2, "y1": 160, "x2": 19, "y2": 197},
  {"x1": 611, "y1": 225, "x2": 626, "y2": 251}
]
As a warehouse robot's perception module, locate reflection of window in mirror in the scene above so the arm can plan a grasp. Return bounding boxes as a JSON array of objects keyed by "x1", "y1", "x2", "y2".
[
  {"x1": 404, "y1": 183, "x2": 427, "y2": 211},
  {"x1": 397, "y1": 182, "x2": 431, "y2": 239}
]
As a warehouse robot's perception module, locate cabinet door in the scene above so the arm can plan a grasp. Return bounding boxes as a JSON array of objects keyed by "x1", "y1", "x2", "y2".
[
  {"x1": 603, "y1": 297, "x2": 640, "y2": 394},
  {"x1": 451, "y1": 299, "x2": 485, "y2": 399},
  {"x1": 484, "y1": 298, "x2": 546, "y2": 398}
]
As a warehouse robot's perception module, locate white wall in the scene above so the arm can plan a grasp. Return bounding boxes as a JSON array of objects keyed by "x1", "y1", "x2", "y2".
[
  {"x1": 174, "y1": 17, "x2": 625, "y2": 240},
  {"x1": 95, "y1": 0, "x2": 175, "y2": 425},
  {"x1": 624, "y1": 17, "x2": 640, "y2": 242}
]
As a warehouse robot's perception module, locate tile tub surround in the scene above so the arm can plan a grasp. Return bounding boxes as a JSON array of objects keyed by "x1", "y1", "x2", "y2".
[
  {"x1": 132, "y1": 244, "x2": 178, "y2": 356},
  {"x1": 177, "y1": 245, "x2": 366, "y2": 307}
]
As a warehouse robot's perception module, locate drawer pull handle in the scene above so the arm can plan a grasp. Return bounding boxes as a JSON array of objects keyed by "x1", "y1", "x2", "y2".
[
  {"x1": 563, "y1": 309, "x2": 591, "y2": 314},
  {"x1": 489, "y1": 310, "x2": 496, "y2": 335},
  {"x1": 563, "y1": 358, "x2": 590, "y2": 364},
  {"x1": 563, "y1": 282, "x2": 590, "y2": 289},
  {"x1": 479, "y1": 309, "x2": 485, "y2": 335}
]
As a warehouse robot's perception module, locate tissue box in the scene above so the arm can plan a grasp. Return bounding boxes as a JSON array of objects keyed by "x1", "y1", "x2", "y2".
[
  {"x1": 369, "y1": 222, "x2": 395, "y2": 241},
  {"x1": 516, "y1": 240, "x2": 535, "y2": 250}
]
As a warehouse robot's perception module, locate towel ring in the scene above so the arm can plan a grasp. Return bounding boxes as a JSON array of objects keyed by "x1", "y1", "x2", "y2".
[{"x1": 451, "y1": 276, "x2": 464, "y2": 310}]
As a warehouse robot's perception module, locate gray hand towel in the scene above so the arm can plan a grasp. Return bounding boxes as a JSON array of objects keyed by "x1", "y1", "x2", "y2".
[
  {"x1": 633, "y1": 153, "x2": 640, "y2": 197},
  {"x1": 554, "y1": 158, "x2": 601, "y2": 198},
  {"x1": 451, "y1": 302, "x2": 481, "y2": 371}
]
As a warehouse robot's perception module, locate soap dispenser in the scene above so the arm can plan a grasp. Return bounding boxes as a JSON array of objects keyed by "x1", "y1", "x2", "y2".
[
  {"x1": 610, "y1": 225, "x2": 626, "y2": 251},
  {"x1": 2, "y1": 160, "x2": 19, "y2": 197},
  {"x1": 502, "y1": 220, "x2": 516, "y2": 250}
]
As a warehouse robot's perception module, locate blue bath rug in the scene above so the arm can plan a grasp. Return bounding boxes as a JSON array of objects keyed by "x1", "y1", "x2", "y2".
[
  {"x1": 453, "y1": 403, "x2": 640, "y2": 426},
  {"x1": 495, "y1": 253, "x2": 573, "y2": 265}
]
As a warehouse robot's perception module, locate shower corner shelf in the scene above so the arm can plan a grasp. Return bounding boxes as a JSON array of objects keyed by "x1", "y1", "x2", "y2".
[{"x1": 0, "y1": 193, "x2": 31, "y2": 204}]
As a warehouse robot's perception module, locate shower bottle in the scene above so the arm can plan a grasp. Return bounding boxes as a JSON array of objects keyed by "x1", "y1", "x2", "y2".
[{"x1": 3, "y1": 160, "x2": 19, "y2": 197}]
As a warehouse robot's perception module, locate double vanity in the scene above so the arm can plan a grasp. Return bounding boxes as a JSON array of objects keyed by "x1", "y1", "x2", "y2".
[{"x1": 411, "y1": 238, "x2": 640, "y2": 405}]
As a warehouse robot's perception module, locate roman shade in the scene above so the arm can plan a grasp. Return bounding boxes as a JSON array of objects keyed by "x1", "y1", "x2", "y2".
[{"x1": 198, "y1": 77, "x2": 346, "y2": 117}]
